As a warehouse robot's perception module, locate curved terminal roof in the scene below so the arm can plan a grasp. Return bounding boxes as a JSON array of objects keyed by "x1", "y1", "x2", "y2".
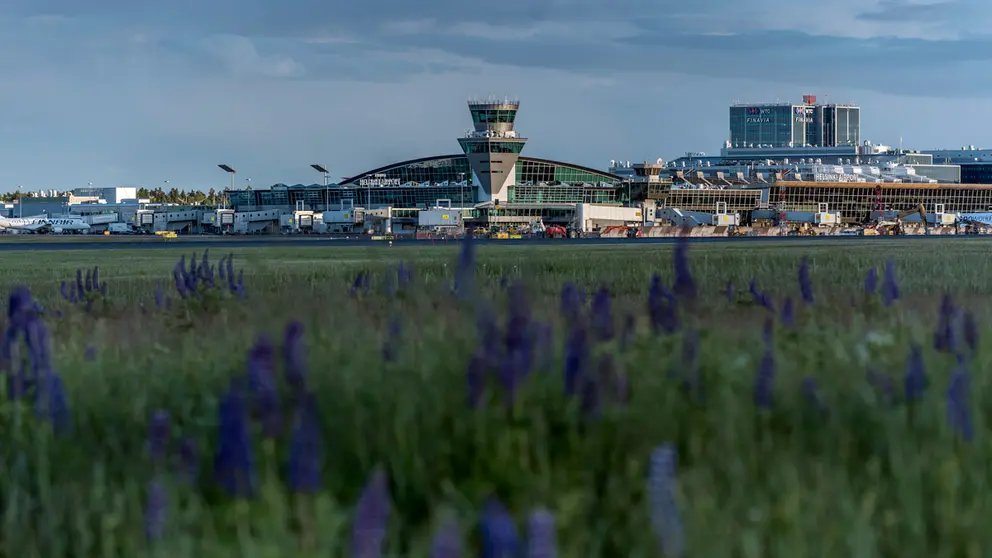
[{"x1": 339, "y1": 154, "x2": 623, "y2": 185}]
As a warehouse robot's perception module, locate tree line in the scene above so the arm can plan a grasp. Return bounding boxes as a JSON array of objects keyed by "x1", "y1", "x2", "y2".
[{"x1": 0, "y1": 188, "x2": 226, "y2": 205}]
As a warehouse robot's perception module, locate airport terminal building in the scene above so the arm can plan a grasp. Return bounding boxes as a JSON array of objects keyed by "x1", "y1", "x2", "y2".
[{"x1": 228, "y1": 100, "x2": 627, "y2": 211}]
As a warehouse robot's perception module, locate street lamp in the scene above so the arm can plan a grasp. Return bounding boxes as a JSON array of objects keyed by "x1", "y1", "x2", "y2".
[
  {"x1": 311, "y1": 164, "x2": 329, "y2": 210},
  {"x1": 218, "y1": 164, "x2": 236, "y2": 209},
  {"x1": 458, "y1": 172, "x2": 466, "y2": 208}
]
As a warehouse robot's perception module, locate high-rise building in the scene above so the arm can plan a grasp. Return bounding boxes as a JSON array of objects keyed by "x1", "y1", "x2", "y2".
[{"x1": 729, "y1": 94, "x2": 860, "y2": 149}]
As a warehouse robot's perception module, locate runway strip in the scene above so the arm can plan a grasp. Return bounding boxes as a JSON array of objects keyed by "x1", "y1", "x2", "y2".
[{"x1": 0, "y1": 234, "x2": 982, "y2": 251}]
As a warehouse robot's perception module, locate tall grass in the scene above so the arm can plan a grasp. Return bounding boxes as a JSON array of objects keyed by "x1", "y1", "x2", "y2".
[{"x1": 0, "y1": 240, "x2": 989, "y2": 557}]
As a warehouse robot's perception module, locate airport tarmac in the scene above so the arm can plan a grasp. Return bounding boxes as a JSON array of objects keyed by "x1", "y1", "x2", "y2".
[{"x1": 0, "y1": 234, "x2": 980, "y2": 251}]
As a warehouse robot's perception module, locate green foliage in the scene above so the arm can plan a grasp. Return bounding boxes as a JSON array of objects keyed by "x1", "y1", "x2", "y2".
[{"x1": 0, "y1": 240, "x2": 988, "y2": 556}]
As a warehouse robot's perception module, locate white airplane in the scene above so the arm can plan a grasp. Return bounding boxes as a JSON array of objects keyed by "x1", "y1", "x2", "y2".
[{"x1": 0, "y1": 215, "x2": 91, "y2": 234}]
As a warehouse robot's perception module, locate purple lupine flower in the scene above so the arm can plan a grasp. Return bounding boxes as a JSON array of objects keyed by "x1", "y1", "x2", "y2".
[
  {"x1": 798, "y1": 257, "x2": 814, "y2": 305},
  {"x1": 85, "y1": 268, "x2": 93, "y2": 293},
  {"x1": 75, "y1": 268, "x2": 85, "y2": 300},
  {"x1": 780, "y1": 297, "x2": 795, "y2": 330},
  {"x1": 147, "y1": 410, "x2": 171, "y2": 463},
  {"x1": 177, "y1": 437, "x2": 199, "y2": 485},
  {"x1": 867, "y1": 367, "x2": 894, "y2": 403},
  {"x1": 350, "y1": 271, "x2": 367, "y2": 298},
  {"x1": 466, "y1": 350, "x2": 488, "y2": 408},
  {"x1": 963, "y1": 311, "x2": 977, "y2": 357},
  {"x1": 172, "y1": 258, "x2": 188, "y2": 299},
  {"x1": 235, "y1": 269, "x2": 246, "y2": 299},
  {"x1": 946, "y1": 359, "x2": 974, "y2": 441},
  {"x1": 881, "y1": 258, "x2": 900, "y2": 306},
  {"x1": 60, "y1": 281, "x2": 70, "y2": 301},
  {"x1": 648, "y1": 444, "x2": 685, "y2": 558},
  {"x1": 526, "y1": 508, "x2": 556, "y2": 558},
  {"x1": 864, "y1": 267, "x2": 878, "y2": 294},
  {"x1": 287, "y1": 393, "x2": 323, "y2": 493},
  {"x1": 431, "y1": 515, "x2": 463, "y2": 558},
  {"x1": 672, "y1": 236, "x2": 696, "y2": 301},
  {"x1": 246, "y1": 335, "x2": 281, "y2": 437},
  {"x1": 749, "y1": 279, "x2": 775, "y2": 312},
  {"x1": 218, "y1": 255, "x2": 227, "y2": 282},
  {"x1": 282, "y1": 320, "x2": 307, "y2": 391},
  {"x1": 562, "y1": 322, "x2": 589, "y2": 396},
  {"x1": 725, "y1": 281, "x2": 734, "y2": 302},
  {"x1": 397, "y1": 261, "x2": 414, "y2": 289},
  {"x1": 589, "y1": 287, "x2": 614, "y2": 342},
  {"x1": 754, "y1": 323, "x2": 775, "y2": 410},
  {"x1": 933, "y1": 293, "x2": 958, "y2": 354},
  {"x1": 92, "y1": 266, "x2": 101, "y2": 292},
  {"x1": 504, "y1": 283, "x2": 534, "y2": 377},
  {"x1": 144, "y1": 478, "x2": 168, "y2": 542},
  {"x1": 479, "y1": 498, "x2": 520, "y2": 558},
  {"x1": 648, "y1": 274, "x2": 679, "y2": 334},
  {"x1": 225, "y1": 255, "x2": 236, "y2": 292},
  {"x1": 84, "y1": 345, "x2": 96, "y2": 361},
  {"x1": 904, "y1": 344, "x2": 928, "y2": 402},
  {"x1": 351, "y1": 466, "x2": 391, "y2": 558},
  {"x1": 560, "y1": 282, "x2": 583, "y2": 322},
  {"x1": 213, "y1": 380, "x2": 255, "y2": 498},
  {"x1": 801, "y1": 377, "x2": 828, "y2": 418},
  {"x1": 498, "y1": 356, "x2": 522, "y2": 407}
]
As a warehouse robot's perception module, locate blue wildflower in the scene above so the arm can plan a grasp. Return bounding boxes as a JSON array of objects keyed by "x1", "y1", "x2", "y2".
[
  {"x1": 904, "y1": 344, "x2": 928, "y2": 402},
  {"x1": 798, "y1": 257, "x2": 813, "y2": 304},
  {"x1": 287, "y1": 393, "x2": 323, "y2": 494},
  {"x1": 725, "y1": 281, "x2": 734, "y2": 302},
  {"x1": 963, "y1": 311, "x2": 978, "y2": 357},
  {"x1": 648, "y1": 444, "x2": 685, "y2": 558},
  {"x1": 246, "y1": 335, "x2": 281, "y2": 437},
  {"x1": 864, "y1": 266, "x2": 878, "y2": 294},
  {"x1": 147, "y1": 410, "x2": 171, "y2": 463},
  {"x1": 144, "y1": 478, "x2": 168, "y2": 542},
  {"x1": 780, "y1": 297, "x2": 795, "y2": 330},
  {"x1": 881, "y1": 258, "x2": 900, "y2": 306},
  {"x1": 84, "y1": 345, "x2": 96, "y2": 361},
  {"x1": 946, "y1": 360, "x2": 974, "y2": 441},
  {"x1": 479, "y1": 498, "x2": 520, "y2": 558},
  {"x1": 453, "y1": 235, "x2": 476, "y2": 300},
  {"x1": 562, "y1": 321, "x2": 589, "y2": 397},
  {"x1": 559, "y1": 282, "x2": 583, "y2": 322},
  {"x1": 34, "y1": 371, "x2": 71, "y2": 433},
  {"x1": 351, "y1": 466, "x2": 391, "y2": 558},
  {"x1": 213, "y1": 380, "x2": 255, "y2": 498},
  {"x1": 648, "y1": 274, "x2": 679, "y2": 334},
  {"x1": 933, "y1": 293, "x2": 958, "y2": 354},
  {"x1": 589, "y1": 287, "x2": 614, "y2": 342},
  {"x1": 431, "y1": 514, "x2": 463, "y2": 558},
  {"x1": 672, "y1": 236, "x2": 696, "y2": 301},
  {"x1": 526, "y1": 508, "x2": 557, "y2": 558}
]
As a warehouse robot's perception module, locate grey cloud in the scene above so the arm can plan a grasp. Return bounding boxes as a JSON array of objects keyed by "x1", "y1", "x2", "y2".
[{"x1": 857, "y1": 0, "x2": 959, "y2": 22}]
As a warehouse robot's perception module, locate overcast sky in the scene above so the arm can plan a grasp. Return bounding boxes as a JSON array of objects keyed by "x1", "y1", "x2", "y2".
[{"x1": 2, "y1": 0, "x2": 990, "y2": 192}]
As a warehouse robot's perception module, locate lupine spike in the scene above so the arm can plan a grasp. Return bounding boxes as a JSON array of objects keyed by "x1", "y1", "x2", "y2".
[
  {"x1": 864, "y1": 267, "x2": 878, "y2": 294},
  {"x1": 479, "y1": 498, "x2": 520, "y2": 558},
  {"x1": 526, "y1": 508, "x2": 556, "y2": 558},
  {"x1": 430, "y1": 514, "x2": 463, "y2": 558},
  {"x1": 672, "y1": 236, "x2": 696, "y2": 301},
  {"x1": 946, "y1": 360, "x2": 974, "y2": 441},
  {"x1": 904, "y1": 344, "x2": 928, "y2": 401},
  {"x1": 246, "y1": 335, "x2": 281, "y2": 437},
  {"x1": 351, "y1": 466, "x2": 391, "y2": 558},
  {"x1": 283, "y1": 320, "x2": 307, "y2": 390},
  {"x1": 590, "y1": 287, "x2": 614, "y2": 342},
  {"x1": 648, "y1": 444, "x2": 685, "y2": 558},
  {"x1": 147, "y1": 410, "x2": 171, "y2": 462},
  {"x1": 144, "y1": 478, "x2": 168, "y2": 542},
  {"x1": 798, "y1": 257, "x2": 814, "y2": 304},
  {"x1": 213, "y1": 380, "x2": 255, "y2": 498},
  {"x1": 881, "y1": 258, "x2": 900, "y2": 306},
  {"x1": 287, "y1": 393, "x2": 323, "y2": 493}
]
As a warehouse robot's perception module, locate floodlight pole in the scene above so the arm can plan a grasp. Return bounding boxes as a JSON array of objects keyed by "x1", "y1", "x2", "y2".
[
  {"x1": 311, "y1": 164, "x2": 330, "y2": 210},
  {"x1": 218, "y1": 164, "x2": 237, "y2": 210}
]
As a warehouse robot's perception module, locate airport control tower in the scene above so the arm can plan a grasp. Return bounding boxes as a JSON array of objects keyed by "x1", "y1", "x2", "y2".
[{"x1": 457, "y1": 99, "x2": 527, "y2": 202}]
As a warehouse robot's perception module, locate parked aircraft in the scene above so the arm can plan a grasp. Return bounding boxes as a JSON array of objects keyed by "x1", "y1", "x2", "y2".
[{"x1": 0, "y1": 216, "x2": 91, "y2": 234}]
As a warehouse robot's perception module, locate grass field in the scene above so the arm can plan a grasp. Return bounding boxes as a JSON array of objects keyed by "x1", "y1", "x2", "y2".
[{"x1": 0, "y1": 239, "x2": 989, "y2": 557}]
